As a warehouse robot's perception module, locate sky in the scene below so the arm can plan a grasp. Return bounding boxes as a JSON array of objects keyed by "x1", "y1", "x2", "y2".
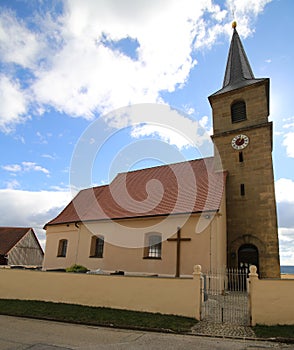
[{"x1": 0, "y1": 0, "x2": 294, "y2": 265}]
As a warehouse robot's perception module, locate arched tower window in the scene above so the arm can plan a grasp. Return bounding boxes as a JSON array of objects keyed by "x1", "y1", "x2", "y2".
[
  {"x1": 57, "y1": 239, "x2": 68, "y2": 257},
  {"x1": 231, "y1": 100, "x2": 247, "y2": 123}
]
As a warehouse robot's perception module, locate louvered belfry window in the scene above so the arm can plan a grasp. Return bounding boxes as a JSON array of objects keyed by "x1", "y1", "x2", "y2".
[{"x1": 231, "y1": 100, "x2": 247, "y2": 123}]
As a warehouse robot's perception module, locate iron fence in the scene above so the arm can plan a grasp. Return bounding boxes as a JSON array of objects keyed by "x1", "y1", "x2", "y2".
[{"x1": 201, "y1": 268, "x2": 250, "y2": 325}]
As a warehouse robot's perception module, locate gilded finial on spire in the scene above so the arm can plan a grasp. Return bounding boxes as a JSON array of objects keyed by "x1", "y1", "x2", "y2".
[{"x1": 232, "y1": 21, "x2": 237, "y2": 29}]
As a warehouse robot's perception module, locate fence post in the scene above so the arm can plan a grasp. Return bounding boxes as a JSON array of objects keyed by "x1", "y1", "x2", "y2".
[
  {"x1": 248, "y1": 265, "x2": 258, "y2": 326},
  {"x1": 193, "y1": 264, "x2": 202, "y2": 320}
]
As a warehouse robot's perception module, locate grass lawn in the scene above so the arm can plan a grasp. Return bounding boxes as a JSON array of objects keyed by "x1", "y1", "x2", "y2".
[
  {"x1": 253, "y1": 325, "x2": 294, "y2": 339},
  {"x1": 0, "y1": 299, "x2": 197, "y2": 333},
  {"x1": 1, "y1": 299, "x2": 293, "y2": 339}
]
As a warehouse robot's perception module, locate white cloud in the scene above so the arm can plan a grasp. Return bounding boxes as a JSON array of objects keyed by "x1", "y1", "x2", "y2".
[
  {"x1": 0, "y1": 75, "x2": 29, "y2": 131},
  {"x1": 0, "y1": 0, "x2": 272, "y2": 128},
  {"x1": 31, "y1": 0, "x2": 203, "y2": 118},
  {"x1": 2, "y1": 164, "x2": 22, "y2": 172},
  {"x1": 183, "y1": 106, "x2": 195, "y2": 115},
  {"x1": 275, "y1": 178, "x2": 294, "y2": 203},
  {"x1": 282, "y1": 132, "x2": 294, "y2": 158},
  {"x1": 227, "y1": 0, "x2": 272, "y2": 15},
  {"x1": 199, "y1": 115, "x2": 213, "y2": 135},
  {"x1": 2, "y1": 162, "x2": 50, "y2": 175},
  {"x1": 283, "y1": 116, "x2": 294, "y2": 122},
  {"x1": 0, "y1": 10, "x2": 42, "y2": 68},
  {"x1": 130, "y1": 112, "x2": 213, "y2": 151},
  {"x1": 36, "y1": 131, "x2": 51, "y2": 144},
  {"x1": 22, "y1": 162, "x2": 50, "y2": 175},
  {"x1": 42, "y1": 154, "x2": 56, "y2": 160},
  {"x1": 131, "y1": 124, "x2": 192, "y2": 151},
  {"x1": 283, "y1": 123, "x2": 294, "y2": 129},
  {"x1": 102, "y1": 104, "x2": 212, "y2": 154},
  {"x1": 5, "y1": 179, "x2": 20, "y2": 190},
  {"x1": 275, "y1": 178, "x2": 294, "y2": 264},
  {"x1": 279, "y1": 228, "x2": 294, "y2": 265},
  {"x1": 0, "y1": 189, "x2": 71, "y2": 248},
  {"x1": 14, "y1": 135, "x2": 26, "y2": 144},
  {"x1": 225, "y1": 0, "x2": 272, "y2": 35}
]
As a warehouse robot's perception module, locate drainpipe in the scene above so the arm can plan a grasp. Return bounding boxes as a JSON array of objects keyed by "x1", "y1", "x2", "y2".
[
  {"x1": 74, "y1": 222, "x2": 81, "y2": 265},
  {"x1": 210, "y1": 221, "x2": 212, "y2": 272}
]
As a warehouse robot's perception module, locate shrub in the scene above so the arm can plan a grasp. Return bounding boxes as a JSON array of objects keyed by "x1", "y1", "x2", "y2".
[{"x1": 66, "y1": 264, "x2": 88, "y2": 273}]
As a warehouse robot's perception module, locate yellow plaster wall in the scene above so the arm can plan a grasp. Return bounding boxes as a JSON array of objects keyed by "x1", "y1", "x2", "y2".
[
  {"x1": 215, "y1": 193, "x2": 227, "y2": 270},
  {"x1": 249, "y1": 274, "x2": 294, "y2": 325},
  {"x1": 43, "y1": 212, "x2": 227, "y2": 276},
  {"x1": 43, "y1": 225, "x2": 80, "y2": 270},
  {"x1": 0, "y1": 268, "x2": 201, "y2": 319}
]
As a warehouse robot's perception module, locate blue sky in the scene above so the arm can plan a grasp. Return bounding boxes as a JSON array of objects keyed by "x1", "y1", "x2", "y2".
[{"x1": 0, "y1": 0, "x2": 294, "y2": 265}]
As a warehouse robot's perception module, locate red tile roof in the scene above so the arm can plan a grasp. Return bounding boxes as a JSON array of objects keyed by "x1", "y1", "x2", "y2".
[
  {"x1": 46, "y1": 157, "x2": 226, "y2": 226},
  {"x1": 0, "y1": 227, "x2": 31, "y2": 255}
]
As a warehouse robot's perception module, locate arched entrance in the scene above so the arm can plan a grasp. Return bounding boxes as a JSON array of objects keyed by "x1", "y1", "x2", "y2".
[{"x1": 238, "y1": 244, "x2": 259, "y2": 272}]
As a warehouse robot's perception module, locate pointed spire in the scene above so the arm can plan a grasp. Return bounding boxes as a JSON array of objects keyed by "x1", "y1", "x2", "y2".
[
  {"x1": 210, "y1": 21, "x2": 267, "y2": 97},
  {"x1": 222, "y1": 22, "x2": 255, "y2": 88}
]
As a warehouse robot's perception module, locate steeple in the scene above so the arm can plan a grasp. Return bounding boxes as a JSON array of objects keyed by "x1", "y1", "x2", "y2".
[
  {"x1": 211, "y1": 22, "x2": 266, "y2": 96},
  {"x1": 223, "y1": 21, "x2": 255, "y2": 86},
  {"x1": 208, "y1": 21, "x2": 280, "y2": 278}
]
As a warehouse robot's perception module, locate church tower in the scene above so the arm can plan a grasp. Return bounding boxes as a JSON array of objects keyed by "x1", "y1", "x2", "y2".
[{"x1": 209, "y1": 22, "x2": 280, "y2": 278}]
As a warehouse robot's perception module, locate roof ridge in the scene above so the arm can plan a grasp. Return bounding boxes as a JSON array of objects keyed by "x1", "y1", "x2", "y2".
[
  {"x1": 75, "y1": 157, "x2": 216, "y2": 194},
  {"x1": 0, "y1": 226, "x2": 31, "y2": 230},
  {"x1": 113, "y1": 156, "x2": 214, "y2": 178},
  {"x1": 86, "y1": 184, "x2": 109, "y2": 191}
]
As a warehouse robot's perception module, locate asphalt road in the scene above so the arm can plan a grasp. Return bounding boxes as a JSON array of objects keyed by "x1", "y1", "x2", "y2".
[{"x1": 0, "y1": 315, "x2": 293, "y2": 350}]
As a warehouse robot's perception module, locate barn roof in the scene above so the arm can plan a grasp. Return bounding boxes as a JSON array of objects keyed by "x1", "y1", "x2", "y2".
[
  {"x1": 0, "y1": 227, "x2": 42, "y2": 255},
  {"x1": 46, "y1": 157, "x2": 226, "y2": 227}
]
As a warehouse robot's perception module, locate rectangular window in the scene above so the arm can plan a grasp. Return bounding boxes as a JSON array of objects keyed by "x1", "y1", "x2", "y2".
[
  {"x1": 239, "y1": 151, "x2": 244, "y2": 163},
  {"x1": 95, "y1": 237, "x2": 104, "y2": 258},
  {"x1": 240, "y1": 184, "x2": 245, "y2": 196},
  {"x1": 57, "y1": 239, "x2": 68, "y2": 257},
  {"x1": 90, "y1": 236, "x2": 104, "y2": 258},
  {"x1": 145, "y1": 234, "x2": 162, "y2": 259}
]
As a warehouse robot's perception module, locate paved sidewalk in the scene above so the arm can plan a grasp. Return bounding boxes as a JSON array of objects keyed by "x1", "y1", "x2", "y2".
[
  {"x1": 1, "y1": 315, "x2": 293, "y2": 350},
  {"x1": 192, "y1": 320, "x2": 256, "y2": 338}
]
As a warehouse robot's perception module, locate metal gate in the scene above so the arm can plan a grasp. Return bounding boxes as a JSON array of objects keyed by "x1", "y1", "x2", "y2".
[{"x1": 201, "y1": 268, "x2": 250, "y2": 325}]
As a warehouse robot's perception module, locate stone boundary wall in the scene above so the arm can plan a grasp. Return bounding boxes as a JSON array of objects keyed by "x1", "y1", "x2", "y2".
[
  {"x1": 0, "y1": 266, "x2": 202, "y2": 319},
  {"x1": 248, "y1": 266, "x2": 294, "y2": 325}
]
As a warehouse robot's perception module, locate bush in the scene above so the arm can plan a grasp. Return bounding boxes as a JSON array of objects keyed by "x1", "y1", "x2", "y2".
[{"x1": 66, "y1": 264, "x2": 88, "y2": 273}]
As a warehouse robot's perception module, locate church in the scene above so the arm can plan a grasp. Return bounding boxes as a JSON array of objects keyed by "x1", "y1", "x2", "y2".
[{"x1": 43, "y1": 23, "x2": 280, "y2": 279}]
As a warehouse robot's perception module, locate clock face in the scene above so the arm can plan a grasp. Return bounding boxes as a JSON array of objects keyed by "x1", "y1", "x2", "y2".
[{"x1": 231, "y1": 134, "x2": 249, "y2": 150}]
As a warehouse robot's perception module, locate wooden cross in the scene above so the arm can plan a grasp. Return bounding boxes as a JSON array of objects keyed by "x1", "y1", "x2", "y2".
[{"x1": 167, "y1": 227, "x2": 191, "y2": 278}]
